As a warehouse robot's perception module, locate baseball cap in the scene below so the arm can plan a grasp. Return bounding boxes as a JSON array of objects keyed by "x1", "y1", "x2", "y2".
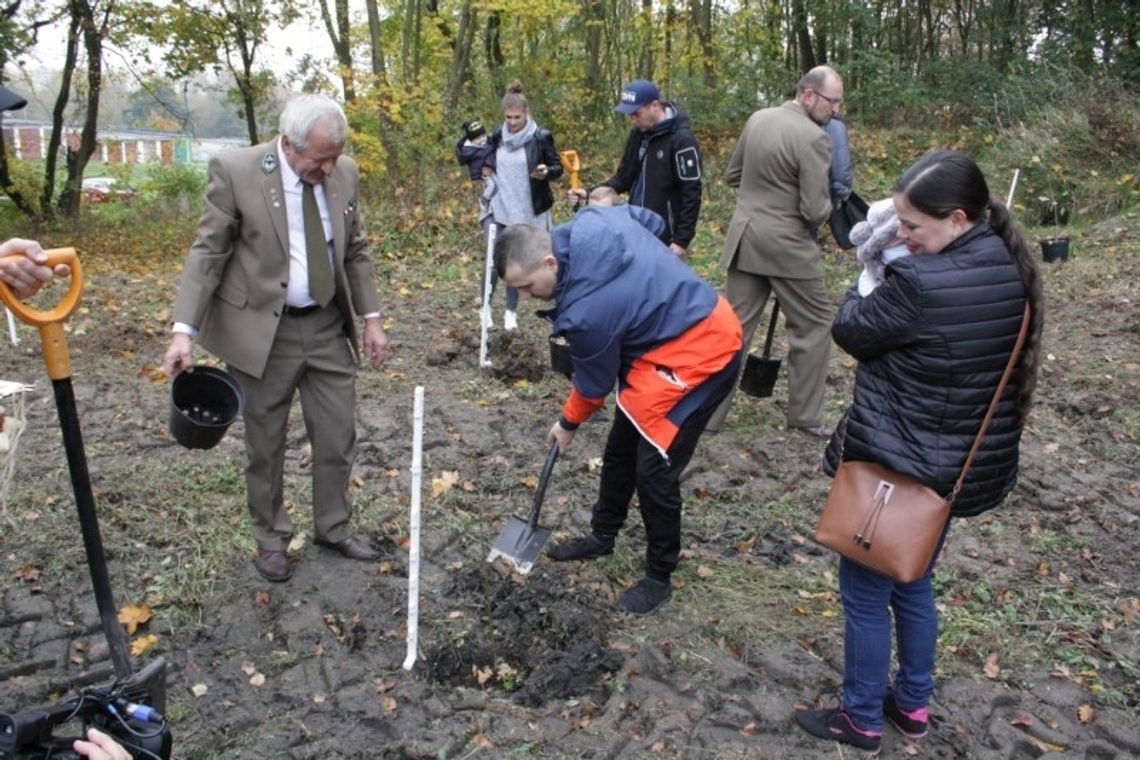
[
  {"x1": 614, "y1": 80, "x2": 659, "y2": 114},
  {"x1": 0, "y1": 85, "x2": 28, "y2": 112},
  {"x1": 462, "y1": 118, "x2": 486, "y2": 140}
]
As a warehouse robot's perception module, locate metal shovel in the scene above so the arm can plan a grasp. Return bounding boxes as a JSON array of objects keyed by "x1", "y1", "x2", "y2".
[
  {"x1": 486, "y1": 442, "x2": 559, "y2": 575},
  {"x1": 0, "y1": 248, "x2": 133, "y2": 679},
  {"x1": 740, "y1": 299, "x2": 782, "y2": 399}
]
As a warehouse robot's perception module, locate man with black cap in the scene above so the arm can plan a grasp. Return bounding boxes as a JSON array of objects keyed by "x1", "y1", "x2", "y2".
[{"x1": 569, "y1": 80, "x2": 702, "y2": 256}]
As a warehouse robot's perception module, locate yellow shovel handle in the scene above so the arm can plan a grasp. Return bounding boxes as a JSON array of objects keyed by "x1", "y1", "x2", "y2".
[
  {"x1": 0, "y1": 247, "x2": 84, "y2": 380},
  {"x1": 560, "y1": 150, "x2": 581, "y2": 190}
]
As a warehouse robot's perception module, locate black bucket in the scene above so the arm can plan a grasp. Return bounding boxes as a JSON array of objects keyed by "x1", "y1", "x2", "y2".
[
  {"x1": 1040, "y1": 237, "x2": 1070, "y2": 263},
  {"x1": 169, "y1": 366, "x2": 245, "y2": 450},
  {"x1": 739, "y1": 353, "x2": 781, "y2": 398},
  {"x1": 549, "y1": 335, "x2": 572, "y2": 378}
]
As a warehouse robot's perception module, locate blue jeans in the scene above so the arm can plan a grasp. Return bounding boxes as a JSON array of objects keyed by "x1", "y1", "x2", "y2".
[{"x1": 839, "y1": 530, "x2": 947, "y2": 730}]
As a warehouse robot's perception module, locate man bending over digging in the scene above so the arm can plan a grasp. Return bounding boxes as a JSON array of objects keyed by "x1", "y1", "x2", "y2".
[{"x1": 494, "y1": 206, "x2": 742, "y2": 615}]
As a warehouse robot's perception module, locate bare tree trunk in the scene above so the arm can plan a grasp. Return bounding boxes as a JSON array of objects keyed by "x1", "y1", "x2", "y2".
[
  {"x1": 319, "y1": 0, "x2": 356, "y2": 101},
  {"x1": 792, "y1": 0, "x2": 815, "y2": 72},
  {"x1": 639, "y1": 0, "x2": 653, "y2": 79},
  {"x1": 365, "y1": 0, "x2": 389, "y2": 81},
  {"x1": 41, "y1": 12, "x2": 82, "y2": 217},
  {"x1": 484, "y1": 10, "x2": 503, "y2": 84},
  {"x1": 689, "y1": 0, "x2": 715, "y2": 86},
  {"x1": 446, "y1": 0, "x2": 476, "y2": 111}
]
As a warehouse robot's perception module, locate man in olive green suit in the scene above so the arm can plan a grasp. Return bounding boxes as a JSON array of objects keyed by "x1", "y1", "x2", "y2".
[
  {"x1": 708, "y1": 66, "x2": 842, "y2": 437},
  {"x1": 162, "y1": 94, "x2": 389, "y2": 582}
]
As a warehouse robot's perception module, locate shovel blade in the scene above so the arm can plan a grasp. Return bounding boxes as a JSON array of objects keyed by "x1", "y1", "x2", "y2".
[
  {"x1": 740, "y1": 354, "x2": 781, "y2": 398},
  {"x1": 486, "y1": 515, "x2": 552, "y2": 575}
]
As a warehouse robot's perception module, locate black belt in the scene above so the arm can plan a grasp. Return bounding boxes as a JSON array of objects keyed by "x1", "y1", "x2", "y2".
[{"x1": 283, "y1": 304, "x2": 321, "y2": 317}]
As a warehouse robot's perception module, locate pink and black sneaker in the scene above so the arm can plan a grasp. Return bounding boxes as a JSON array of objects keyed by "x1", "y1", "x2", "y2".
[
  {"x1": 794, "y1": 707, "x2": 882, "y2": 756},
  {"x1": 884, "y1": 693, "x2": 929, "y2": 739}
]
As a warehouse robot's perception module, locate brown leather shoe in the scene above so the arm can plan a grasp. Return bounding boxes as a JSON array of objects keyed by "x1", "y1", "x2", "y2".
[
  {"x1": 254, "y1": 549, "x2": 293, "y2": 582},
  {"x1": 314, "y1": 536, "x2": 380, "y2": 561}
]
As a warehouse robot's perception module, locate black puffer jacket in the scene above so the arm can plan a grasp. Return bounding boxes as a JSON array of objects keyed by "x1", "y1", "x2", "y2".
[
  {"x1": 601, "y1": 103, "x2": 702, "y2": 249},
  {"x1": 822, "y1": 224, "x2": 1030, "y2": 517},
  {"x1": 487, "y1": 125, "x2": 564, "y2": 215}
]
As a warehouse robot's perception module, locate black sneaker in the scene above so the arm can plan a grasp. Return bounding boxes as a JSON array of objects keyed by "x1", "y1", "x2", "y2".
[
  {"x1": 547, "y1": 534, "x2": 614, "y2": 562},
  {"x1": 794, "y1": 708, "x2": 882, "y2": 756},
  {"x1": 615, "y1": 577, "x2": 672, "y2": 616},
  {"x1": 884, "y1": 693, "x2": 929, "y2": 739}
]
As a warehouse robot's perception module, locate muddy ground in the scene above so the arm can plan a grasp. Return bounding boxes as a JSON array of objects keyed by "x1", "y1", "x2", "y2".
[{"x1": 1, "y1": 221, "x2": 1138, "y2": 759}]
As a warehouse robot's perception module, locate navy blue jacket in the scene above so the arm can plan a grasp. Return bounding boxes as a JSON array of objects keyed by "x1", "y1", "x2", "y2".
[
  {"x1": 549, "y1": 206, "x2": 741, "y2": 455},
  {"x1": 455, "y1": 138, "x2": 496, "y2": 181},
  {"x1": 823, "y1": 224, "x2": 1031, "y2": 517}
]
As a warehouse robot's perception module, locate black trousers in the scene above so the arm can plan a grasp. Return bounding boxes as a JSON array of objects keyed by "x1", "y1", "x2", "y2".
[{"x1": 589, "y1": 378, "x2": 732, "y2": 580}]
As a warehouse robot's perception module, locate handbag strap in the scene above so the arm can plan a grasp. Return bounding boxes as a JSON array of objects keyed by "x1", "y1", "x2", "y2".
[{"x1": 948, "y1": 302, "x2": 1032, "y2": 504}]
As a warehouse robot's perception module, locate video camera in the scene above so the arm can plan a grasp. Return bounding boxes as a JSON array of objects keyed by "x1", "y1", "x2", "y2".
[{"x1": 0, "y1": 657, "x2": 172, "y2": 759}]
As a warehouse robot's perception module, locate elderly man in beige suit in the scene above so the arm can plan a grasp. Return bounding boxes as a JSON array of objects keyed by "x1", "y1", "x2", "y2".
[
  {"x1": 162, "y1": 94, "x2": 389, "y2": 582},
  {"x1": 708, "y1": 66, "x2": 842, "y2": 437}
]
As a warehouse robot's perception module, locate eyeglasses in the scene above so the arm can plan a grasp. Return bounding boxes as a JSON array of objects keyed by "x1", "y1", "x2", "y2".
[{"x1": 813, "y1": 90, "x2": 843, "y2": 107}]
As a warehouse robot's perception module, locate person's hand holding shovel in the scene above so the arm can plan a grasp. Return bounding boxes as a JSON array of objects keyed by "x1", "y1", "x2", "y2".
[
  {"x1": 546, "y1": 419, "x2": 576, "y2": 453},
  {"x1": 0, "y1": 238, "x2": 70, "y2": 300}
]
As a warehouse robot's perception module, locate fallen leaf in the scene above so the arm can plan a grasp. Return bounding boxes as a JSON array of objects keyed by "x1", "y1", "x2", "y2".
[
  {"x1": 375, "y1": 678, "x2": 396, "y2": 693},
  {"x1": 241, "y1": 661, "x2": 256, "y2": 676},
  {"x1": 472, "y1": 733, "x2": 494, "y2": 749},
  {"x1": 118, "y1": 603, "x2": 153, "y2": 635},
  {"x1": 381, "y1": 696, "x2": 397, "y2": 712},
  {"x1": 191, "y1": 683, "x2": 208, "y2": 697},
  {"x1": 1077, "y1": 704, "x2": 1096, "y2": 724},
  {"x1": 739, "y1": 722, "x2": 760, "y2": 736},
  {"x1": 473, "y1": 665, "x2": 494, "y2": 685},
  {"x1": 287, "y1": 532, "x2": 308, "y2": 553},
  {"x1": 696, "y1": 565, "x2": 714, "y2": 579},
  {"x1": 254, "y1": 590, "x2": 271, "y2": 606},
  {"x1": 431, "y1": 470, "x2": 460, "y2": 496},
  {"x1": 130, "y1": 634, "x2": 158, "y2": 656},
  {"x1": 983, "y1": 652, "x2": 1001, "y2": 679},
  {"x1": 1010, "y1": 713, "x2": 1034, "y2": 727},
  {"x1": 520, "y1": 475, "x2": 539, "y2": 489},
  {"x1": 736, "y1": 537, "x2": 755, "y2": 555},
  {"x1": 249, "y1": 673, "x2": 266, "y2": 687},
  {"x1": 651, "y1": 739, "x2": 666, "y2": 752},
  {"x1": 14, "y1": 564, "x2": 41, "y2": 582},
  {"x1": 313, "y1": 693, "x2": 326, "y2": 704}
]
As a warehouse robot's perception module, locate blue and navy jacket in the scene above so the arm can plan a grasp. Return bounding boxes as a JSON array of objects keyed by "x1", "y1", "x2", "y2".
[{"x1": 550, "y1": 206, "x2": 742, "y2": 455}]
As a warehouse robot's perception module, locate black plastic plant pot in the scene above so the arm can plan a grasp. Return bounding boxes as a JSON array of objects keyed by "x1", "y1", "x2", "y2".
[
  {"x1": 1040, "y1": 237, "x2": 1070, "y2": 263},
  {"x1": 170, "y1": 365, "x2": 245, "y2": 449},
  {"x1": 549, "y1": 335, "x2": 573, "y2": 378}
]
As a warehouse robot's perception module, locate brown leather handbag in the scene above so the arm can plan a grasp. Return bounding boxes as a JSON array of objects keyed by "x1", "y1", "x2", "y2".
[{"x1": 814, "y1": 304, "x2": 1031, "y2": 583}]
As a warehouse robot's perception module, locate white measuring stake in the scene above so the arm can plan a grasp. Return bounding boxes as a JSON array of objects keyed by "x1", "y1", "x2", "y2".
[
  {"x1": 478, "y1": 223, "x2": 497, "y2": 368},
  {"x1": 403, "y1": 386, "x2": 425, "y2": 671},
  {"x1": 1006, "y1": 169, "x2": 1020, "y2": 209}
]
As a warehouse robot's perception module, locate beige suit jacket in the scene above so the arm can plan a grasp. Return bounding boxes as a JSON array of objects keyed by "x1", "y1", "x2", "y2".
[
  {"x1": 718, "y1": 101, "x2": 832, "y2": 280},
  {"x1": 172, "y1": 140, "x2": 381, "y2": 378}
]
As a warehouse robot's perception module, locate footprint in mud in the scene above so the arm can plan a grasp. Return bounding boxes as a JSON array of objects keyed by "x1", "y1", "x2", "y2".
[{"x1": 423, "y1": 567, "x2": 622, "y2": 706}]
